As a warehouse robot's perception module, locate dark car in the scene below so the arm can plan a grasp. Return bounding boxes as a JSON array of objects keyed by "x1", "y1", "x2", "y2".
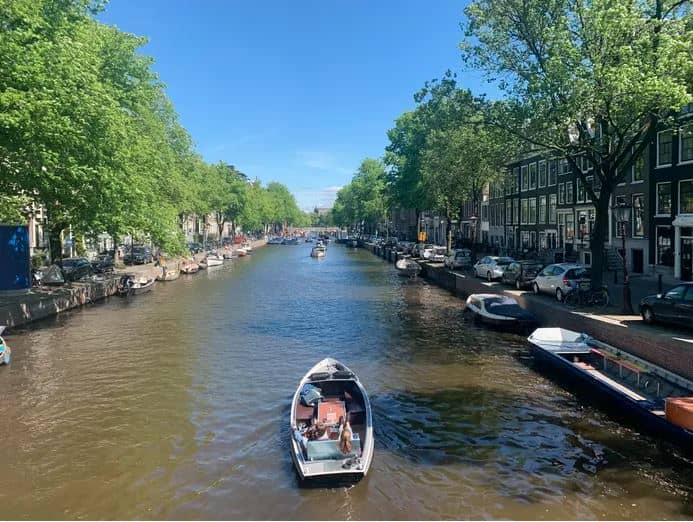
[
  {"x1": 188, "y1": 242, "x2": 202, "y2": 254},
  {"x1": 124, "y1": 246, "x2": 153, "y2": 265},
  {"x1": 91, "y1": 254, "x2": 114, "y2": 274},
  {"x1": 640, "y1": 283, "x2": 693, "y2": 327},
  {"x1": 502, "y1": 260, "x2": 544, "y2": 290},
  {"x1": 60, "y1": 257, "x2": 94, "y2": 282}
]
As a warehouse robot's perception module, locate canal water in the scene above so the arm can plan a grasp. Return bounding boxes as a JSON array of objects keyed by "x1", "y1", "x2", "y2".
[{"x1": 0, "y1": 244, "x2": 691, "y2": 520}]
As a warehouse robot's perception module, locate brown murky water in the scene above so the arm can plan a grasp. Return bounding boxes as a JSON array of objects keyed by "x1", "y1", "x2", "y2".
[{"x1": 0, "y1": 244, "x2": 691, "y2": 519}]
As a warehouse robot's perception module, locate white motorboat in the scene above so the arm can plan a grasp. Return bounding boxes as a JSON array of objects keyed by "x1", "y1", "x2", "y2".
[
  {"x1": 311, "y1": 245, "x2": 326, "y2": 258},
  {"x1": 464, "y1": 294, "x2": 538, "y2": 330},
  {"x1": 0, "y1": 326, "x2": 11, "y2": 365},
  {"x1": 395, "y1": 257, "x2": 421, "y2": 277},
  {"x1": 205, "y1": 253, "x2": 224, "y2": 267},
  {"x1": 290, "y1": 358, "x2": 374, "y2": 481}
]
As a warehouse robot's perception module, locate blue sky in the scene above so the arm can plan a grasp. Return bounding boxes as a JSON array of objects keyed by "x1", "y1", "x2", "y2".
[{"x1": 99, "y1": 1, "x2": 493, "y2": 210}]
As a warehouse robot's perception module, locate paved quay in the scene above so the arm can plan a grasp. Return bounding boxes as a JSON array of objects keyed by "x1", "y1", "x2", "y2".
[
  {"x1": 366, "y1": 242, "x2": 693, "y2": 381},
  {"x1": 0, "y1": 239, "x2": 266, "y2": 330}
]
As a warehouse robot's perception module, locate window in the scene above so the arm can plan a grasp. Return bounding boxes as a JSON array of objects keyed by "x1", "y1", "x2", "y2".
[
  {"x1": 513, "y1": 198, "x2": 519, "y2": 224},
  {"x1": 514, "y1": 167, "x2": 520, "y2": 193},
  {"x1": 656, "y1": 226, "x2": 674, "y2": 266},
  {"x1": 657, "y1": 182, "x2": 671, "y2": 215},
  {"x1": 521, "y1": 199, "x2": 528, "y2": 224},
  {"x1": 521, "y1": 166, "x2": 528, "y2": 191},
  {"x1": 529, "y1": 197, "x2": 537, "y2": 223},
  {"x1": 566, "y1": 181, "x2": 574, "y2": 204},
  {"x1": 581, "y1": 155, "x2": 592, "y2": 172},
  {"x1": 481, "y1": 204, "x2": 488, "y2": 221},
  {"x1": 560, "y1": 159, "x2": 570, "y2": 176},
  {"x1": 549, "y1": 194, "x2": 557, "y2": 224},
  {"x1": 657, "y1": 130, "x2": 673, "y2": 166},
  {"x1": 529, "y1": 163, "x2": 537, "y2": 189},
  {"x1": 558, "y1": 183, "x2": 565, "y2": 204},
  {"x1": 632, "y1": 194, "x2": 644, "y2": 237},
  {"x1": 576, "y1": 178, "x2": 585, "y2": 203},
  {"x1": 681, "y1": 124, "x2": 693, "y2": 163},
  {"x1": 538, "y1": 160, "x2": 547, "y2": 187},
  {"x1": 615, "y1": 195, "x2": 626, "y2": 237},
  {"x1": 632, "y1": 146, "x2": 646, "y2": 182},
  {"x1": 565, "y1": 212, "x2": 575, "y2": 240},
  {"x1": 681, "y1": 180, "x2": 693, "y2": 214},
  {"x1": 548, "y1": 160, "x2": 557, "y2": 186},
  {"x1": 505, "y1": 199, "x2": 512, "y2": 224},
  {"x1": 539, "y1": 195, "x2": 547, "y2": 223}
]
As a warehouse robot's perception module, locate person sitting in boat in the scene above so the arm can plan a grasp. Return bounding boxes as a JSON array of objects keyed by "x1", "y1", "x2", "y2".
[{"x1": 337, "y1": 416, "x2": 353, "y2": 454}]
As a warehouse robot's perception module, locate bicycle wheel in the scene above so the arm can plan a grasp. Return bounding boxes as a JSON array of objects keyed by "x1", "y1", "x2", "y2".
[
  {"x1": 592, "y1": 289, "x2": 609, "y2": 308},
  {"x1": 565, "y1": 290, "x2": 580, "y2": 306}
]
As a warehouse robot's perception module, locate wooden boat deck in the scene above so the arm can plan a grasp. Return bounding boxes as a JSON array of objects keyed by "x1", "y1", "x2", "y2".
[{"x1": 575, "y1": 362, "x2": 647, "y2": 402}]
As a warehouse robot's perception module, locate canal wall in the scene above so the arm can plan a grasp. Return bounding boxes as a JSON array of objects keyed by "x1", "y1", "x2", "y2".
[
  {"x1": 364, "y1": 242, "x2": 693, "y2": 381},
  {"x1": 0, "y1": 239, "x2": 267, "y2": 330}
]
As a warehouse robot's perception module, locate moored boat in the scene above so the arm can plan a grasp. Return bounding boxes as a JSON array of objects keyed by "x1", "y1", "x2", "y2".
[
  {"x1": 290, "y1": 358, "x2": 374, "y2": 481},
  {"x1": 0, "y1": 326, "x2": 11, "y2": 365},
  {"x1": 236, "y1": 248, "x2": 247, "y2": 257},
  {"x1": 465, "y1": 294, "x2": 538, "y2": 331},
  {"x1": 117, "y1": 275, "x2": 155, "y2": 296},
  {"x1": 156, "y1": 265, "x2": 180, "y2": 281},
  {"x1": 527, "y1": 327, "x2": 693, "y2": 450},
  {"x1": 395, "y1": 257, "x2": 421, "y2": 277},
  {"x1": 180, "y1": 261, "x2": 199, "y2": 274},
  {"x1": 205, "y1": 253, "x2": 223, "y2": 267}
]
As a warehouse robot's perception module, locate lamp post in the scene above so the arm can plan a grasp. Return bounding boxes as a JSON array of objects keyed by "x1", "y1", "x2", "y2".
[
  {"x1": 469, "y1": 214, "x2": 478, "y2": 262},
  {"x1": 613, "y1": 201, "x2": 634, "y2": 314}
]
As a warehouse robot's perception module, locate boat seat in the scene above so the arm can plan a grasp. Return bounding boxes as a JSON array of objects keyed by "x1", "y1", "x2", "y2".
[
  {"x1": 306, "y1": 434, "x2": 360, "y2": 461},
  {"x1": 295, "y1": 403, "x2": 314, "y2": 422}
]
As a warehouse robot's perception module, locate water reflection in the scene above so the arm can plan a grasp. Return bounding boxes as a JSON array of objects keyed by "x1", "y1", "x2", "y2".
[{"x1": 0, "y1": 245, "x2": 691, "y2": 520}]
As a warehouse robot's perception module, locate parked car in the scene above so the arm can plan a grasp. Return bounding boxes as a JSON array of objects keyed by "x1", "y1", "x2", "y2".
[
  {"x1": 397, "y1": 241, "x2": 415, "y2": 255},
  {"x1": 444, "y1": 248, "x2": 473, "y2": 270},
  {"x1": 501, "y1": 260, "x2": 544, "y2": 290},
  {"x1": 639, "y1": 283, "x2": 693, "y2": 327},
  {"x1": 430, "y1": 246, "x2": 447, "y2": 263},
  {"x1": 473, "y1": 256, "x2": 514, "y2": 281},
  {"x1": 124, "y1": 245, "x2": 153, "y2": 265},
  {"x1": 532, "y1": 263, "x2": 591, "y2": 301},
  {"x1": 188, "y1": 242, "x2": 202, "y2": 254},
  {"x1": 60, "y1": 257, "x2": 94, "y2": 282},
  {"x1": 421, "y1": 245, "x2": 436, "y2": 260},
  {"x1": 412, "y1": 243, "x2": 433, "y2": 258},
  {"x1": 91, "y1": 254, "x2": 114, "y2": 274}
]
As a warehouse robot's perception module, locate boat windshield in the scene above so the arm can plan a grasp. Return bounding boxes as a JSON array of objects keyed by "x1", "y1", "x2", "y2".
[{"x1": 486, "y1": 296, "x2": 518, "y2": 308}]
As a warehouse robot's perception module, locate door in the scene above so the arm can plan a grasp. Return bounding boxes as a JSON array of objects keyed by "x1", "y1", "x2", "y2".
[
  {"x1": 656, "y1": 285, "x2": 685, "y2": 321},
  {"x1": 682, "y1": 239, "x2": 693, "y2": 281},
  {"x1": 632, "y1": 249, "x2": 644, "y2": 274}
]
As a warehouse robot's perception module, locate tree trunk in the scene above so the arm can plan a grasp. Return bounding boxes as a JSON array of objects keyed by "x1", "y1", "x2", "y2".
[
  {"x1": 589, "y1": 189, "x2": 611, "y2": 290},
  {"x1": 415, "y1": 209, "x2": 421, "y2": 243},
  {"x1": 47, "y1": 222, "x2": 66, "y2": 263},
  {"x1": 445, "y1": 206, "x2": 452, "y2": 254}
]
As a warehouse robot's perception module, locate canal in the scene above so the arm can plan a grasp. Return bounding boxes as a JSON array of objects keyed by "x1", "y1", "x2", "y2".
[{"x1": 0, "y1": 244, "x2": 691, "y2": 519}]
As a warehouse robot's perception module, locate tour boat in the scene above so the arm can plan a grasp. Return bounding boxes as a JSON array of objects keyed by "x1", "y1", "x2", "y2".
[
  {"x1": 395, "y1": 258, "x2": 421, "y2": 277},
  {"x1": 527, "y1": 327, "x2": 693, "y2": 450},
  {"x1": 290, "y1": 358, "x2": 374, "y2": 481},
  {"x1": 205, "y1": 253, "x2": 224, "y2": 267},
  {"x1": 311, "y1": 246, "x2": 326, "y2": 258},
  {"x1": 0, "y1": 326, "x2": 11, "y2": 365},
  {"x1": 117, "y1": 275, "x2": 155, "y2": 296},
  {"x1": 465, "y1": 294, "x2": 538, "y2": 331}
]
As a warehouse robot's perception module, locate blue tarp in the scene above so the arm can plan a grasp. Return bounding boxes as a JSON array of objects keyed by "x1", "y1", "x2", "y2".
[{"x1": 0, "y1": 225, "x2": 30, "y2": 291}]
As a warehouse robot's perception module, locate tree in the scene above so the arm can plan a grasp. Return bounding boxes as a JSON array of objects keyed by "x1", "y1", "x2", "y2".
[
  {"x1": 461, "y1": 0, "x2": 693, "y2": 287},
  {"x1": 332, "y1": 159, "x2": 387, "y2": 234}
]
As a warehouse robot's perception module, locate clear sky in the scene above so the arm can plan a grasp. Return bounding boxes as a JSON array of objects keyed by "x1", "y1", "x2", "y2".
[{"x1": 99, "y1": 0, "x2": 493, "y2": 210}]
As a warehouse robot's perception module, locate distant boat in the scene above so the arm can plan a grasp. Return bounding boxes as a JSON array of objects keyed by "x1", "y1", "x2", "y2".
[
  {"x1": 205, "y1": 253, "x2": 224, "y2": 267},
  {"x1": 528, "y1": 327, "x2": 693, "y2": 450},
  {"x1": 465, "y1": 294, "x2": 538, "y2": 331},
  {"x1": 117, "y1": 275, "x2": 155, "y2": 296},
  {"x1": 237, "y1": 248, "x2": 247, "y2": 257},
  {"x1": 290, "y1": 358, "x2": 374, "y2": 481},
  {"x1": 180, "y1": 261, "x2": 199, "y2": 274},
  {"x1": 283, "y1": 237, "x2": 299, "y2": 245},
  {"x1": 311, "y1": 245, "x2": 326, "y2": 258},
  {"x1": 156, "y1": 264, "x2": 180, "y2": 281},
  {"x1": 395, "y1": 258, "x2": 421, "y2": 277},
  {"x1": 348, "y1": 240, "x2": 358, "y2": 248},
  {"x1": 268, "y1": 237, "x2": 284, "y2": 245},
  {"x1": 0, "y1": 326, "x2": 11, "y2": 365}
]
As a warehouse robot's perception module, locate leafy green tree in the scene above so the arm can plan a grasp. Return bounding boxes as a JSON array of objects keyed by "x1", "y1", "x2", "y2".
[{"x1": 461, "y1": 0, "x2": 693, "y2": 286}]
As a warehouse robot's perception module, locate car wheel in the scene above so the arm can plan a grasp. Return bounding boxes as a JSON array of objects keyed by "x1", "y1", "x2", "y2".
[
  {"x1": 515, "y1": 279, "x2": 522, "y2": 290},
  {"x1": 533, "y1": 282, "x2": 540, "y2": 295},
  {"x1": 556, "y1": 288, "x2": 564, "y2": 302},
  {"x1": 642, "y1": 306, "x2": 655, "y2": 324},
  {"x1": 487, "y1": 271, "x2": 492, "y2": 282}
]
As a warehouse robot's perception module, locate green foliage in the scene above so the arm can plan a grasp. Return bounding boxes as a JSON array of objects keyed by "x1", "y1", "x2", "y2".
[{"x1": 333, "y1": 158, "x2": 387, "y2": 231}]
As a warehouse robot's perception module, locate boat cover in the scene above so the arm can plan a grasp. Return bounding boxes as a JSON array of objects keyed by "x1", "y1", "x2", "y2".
[
  {"x1": 42, "y1": 264, "x2": 65, "y2": 285},
  {"x1": 485, "y1": 298, "x2": 535, "y2": 319},
  {"x1": 300, "y1": 384, "x2": 323, "y2": 406}
]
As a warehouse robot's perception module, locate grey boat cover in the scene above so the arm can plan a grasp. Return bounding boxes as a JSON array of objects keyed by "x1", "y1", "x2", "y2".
[{"x1": 42, "y1": 264, "x2": 65, "y2": 285}]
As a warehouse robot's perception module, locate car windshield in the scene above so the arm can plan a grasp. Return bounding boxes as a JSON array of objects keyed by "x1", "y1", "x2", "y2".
[{"x1": 62, "y1": 259, "x2": 80, "y2": 267}]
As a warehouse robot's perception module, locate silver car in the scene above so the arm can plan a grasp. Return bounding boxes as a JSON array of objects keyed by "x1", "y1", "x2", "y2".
[
  {"x1": 473, "y1": 256, "x2": 514, "y2": 281},
  {"x1": 444, "y1": 249, "x2": 473, "y2": 270},
  {"x1": 532, "y1": 263, "x2": 591, "y2": 301}
]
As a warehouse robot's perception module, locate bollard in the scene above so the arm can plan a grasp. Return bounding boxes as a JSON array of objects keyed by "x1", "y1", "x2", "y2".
[{"x1": 658, "y1": 274, "x2": 663, "y2": 294}]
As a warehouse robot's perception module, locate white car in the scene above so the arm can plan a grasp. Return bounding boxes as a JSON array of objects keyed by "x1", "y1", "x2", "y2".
[
  {"x1": 473, "y1": 256, "x2": 514, "y2": 281},
  {"x1": 444, "y1": 249, "x2": 472, "y2": 270},
  {"x1": 532, "y1": 263, "x2": 591, "y2": 301},
  {"x1": 430, "y1": 246, "x2": 447, "y2": 263}
]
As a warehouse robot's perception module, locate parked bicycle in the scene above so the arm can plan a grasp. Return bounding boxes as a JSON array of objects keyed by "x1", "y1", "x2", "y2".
[{"x1": 564, "y1": 285, "x2": 610, "y2": 308}]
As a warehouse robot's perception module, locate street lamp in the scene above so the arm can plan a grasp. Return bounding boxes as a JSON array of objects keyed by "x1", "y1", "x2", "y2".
[
  {"x1": 469, "y1": 214, "x2": 478, "y2": 262},
  {"x1": 612, "y1": 200, "x2": 634, "y2": 314}
]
